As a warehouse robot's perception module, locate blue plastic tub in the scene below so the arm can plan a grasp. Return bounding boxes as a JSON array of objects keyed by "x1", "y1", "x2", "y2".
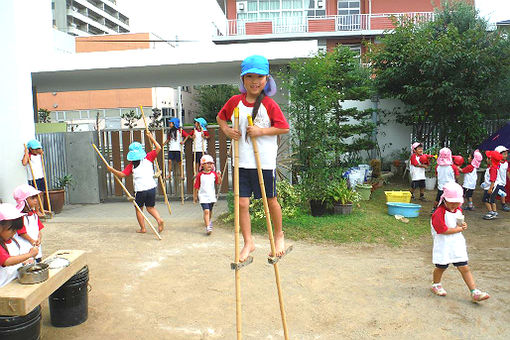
[{"x1": 386, "y1": 202, "x2": 422, "y2": 218}]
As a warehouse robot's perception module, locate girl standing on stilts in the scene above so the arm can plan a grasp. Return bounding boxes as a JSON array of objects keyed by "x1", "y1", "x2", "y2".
[
  {"x1": 106, "y1": 131, "x2": 164, "y2": 234},
  {"x1": 164, "y1": 118, "x2": 188, "y2": 181},
  {"x1": 217, "y1": 55, "x2": 290, "y2": 262},
  {"x1": 185, "y1": 118, "x2": 210, "y2": 175}
]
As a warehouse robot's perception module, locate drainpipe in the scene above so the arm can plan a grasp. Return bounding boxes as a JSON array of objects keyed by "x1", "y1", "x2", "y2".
[{"x1": 370, "y1": 94, "x2": 379, "y2": 159}]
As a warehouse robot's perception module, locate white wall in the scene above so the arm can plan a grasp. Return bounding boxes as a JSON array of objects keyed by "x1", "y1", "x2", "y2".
[{"x1": 0, "y1": 0, "x2": 53, "y2": 203}]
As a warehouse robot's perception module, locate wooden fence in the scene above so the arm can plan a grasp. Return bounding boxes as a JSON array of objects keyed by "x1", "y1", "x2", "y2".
[{"x1": 98, "y1": 126, "x2": 231, "y2": 198}]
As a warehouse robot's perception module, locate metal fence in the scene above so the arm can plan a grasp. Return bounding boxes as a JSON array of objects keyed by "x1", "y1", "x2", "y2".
[{"x1": 35, "y1": 132, "x2": 67, "y2": 191}]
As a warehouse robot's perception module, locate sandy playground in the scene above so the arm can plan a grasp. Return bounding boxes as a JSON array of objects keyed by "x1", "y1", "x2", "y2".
[{"x1": 38, "y1": 195, "x2": 509, "y2": 339}]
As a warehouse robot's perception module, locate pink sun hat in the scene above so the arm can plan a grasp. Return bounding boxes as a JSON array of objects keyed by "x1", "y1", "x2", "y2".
[
  {"x1": 199, "y1": 154, "x2": 215, "y2": 171},
  {"x1": 411, "y1": 142, "x2": 422, "y2": 151},
  {"x1": 471, "y1": 149, "x2": 482, "y2": 168},
  {"x1": 437, "y1": 147, "x2": 453, "y2": 166},
  {"x1": 13, "y1": 184, "x2": 41, "y2": 212},
  {"x1": 439, "y1": 182, "x2": 464, "y2": 206},
  {"x1": 0, "y1": 203, "x2": 27, "y2": 222}
]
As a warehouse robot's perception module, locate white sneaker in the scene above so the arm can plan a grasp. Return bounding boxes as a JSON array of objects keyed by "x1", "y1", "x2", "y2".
[{"x1": 206, "y1": 225, "x2": 212, "y2": 235}]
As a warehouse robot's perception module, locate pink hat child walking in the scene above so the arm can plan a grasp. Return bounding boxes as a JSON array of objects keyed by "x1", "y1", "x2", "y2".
[
  {"x1": 433, "y1": 147, "x2": 460, "y2": 213},
  {"x1": 430, "y1": 182, "x2": 490, "y2": 302},
  {"x1": 0, "y1": 203, "x2": 39, "y2": 288},
  {"x1": 13, "y1": 184, "x2": 46, "y2": 262},
  {"x1": 460, "y1": 150, "x2": 483, "y2": 210},
  {"x1": 193, "y1": 155, "x2": 221, "y2": 235}
]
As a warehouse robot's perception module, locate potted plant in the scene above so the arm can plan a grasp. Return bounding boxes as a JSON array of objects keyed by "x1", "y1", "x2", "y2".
[
  {"x1": 326, "y1": 179, "x2": 360, "y2": 215},
  {"x1": 47, "y1": 175, "x2": 73, "y2": 214}
]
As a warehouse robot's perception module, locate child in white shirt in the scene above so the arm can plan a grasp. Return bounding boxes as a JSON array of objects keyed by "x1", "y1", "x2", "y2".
[{"x1": 193, "y1": 155, "x2": 221, "y2": 235}]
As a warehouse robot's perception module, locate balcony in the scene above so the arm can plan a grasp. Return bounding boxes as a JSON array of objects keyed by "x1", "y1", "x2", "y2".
[{"x1": 213, "y1": 12, "x2": 434, "y2": 43}]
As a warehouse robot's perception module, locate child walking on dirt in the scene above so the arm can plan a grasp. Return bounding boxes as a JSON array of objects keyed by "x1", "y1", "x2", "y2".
[
  {"x1": 184, "y1": 118, "x2": 210, "y2": 175},
  {"x1": 106, "y1": 131, "x2": 164, "y2": 234},
  {"x1": 0, "y1": 203, "x2": 39, "y2": 287},
  {"x1": 217, "y1": 55, "x2": 290, "y2": 262},
  {"x1": 433, "y1": 147, "x2": 459, "y2": 213},
  {"x1": 13, "y1": 184, "x2": 45, "y2": 262},
  {"x1": 482, "y1": 150, "x2": 503, "y2": 220},
  {"x1": 409, "y1": 142, "x2": 428, "y2": 201},
  {"x1": 193, "y1": 155, "x2": 221, "y2": 235},
  {"x1": 164, "y1": 118, "x2": 188, "y2": 180},
  {"x1": 430, "y1": 182, "x2": 490, "y2": 302},
  {"x1": 494, "y1": 145, "x2": 509, "y2": 212},
  {"x1": 460, "y1": 150, "x2": 482, "y2": 210}
]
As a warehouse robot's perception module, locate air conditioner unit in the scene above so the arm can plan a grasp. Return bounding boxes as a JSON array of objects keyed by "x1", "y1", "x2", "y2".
[
  {"x1": 237, "y1": 1, "x2": 247, "y2": 13},
  {"x1": 317, "y1": 0, "x2": 325, "y2": 9}
]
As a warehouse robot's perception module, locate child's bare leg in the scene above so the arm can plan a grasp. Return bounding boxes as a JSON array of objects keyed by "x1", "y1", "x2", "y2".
[
  {"x1": 433, "y1": 267, "x2": 446, "y2": 284},
  {"x1": 146, "y1": 206, "x2": 164, "y2": 232},
  {"x1": 203, "y1": 209, "x2": 210, "y2": 227},
  {"x1": 484, "y1": 202, "x2": 492, "y2": 211},
  {"x1": 410, "y1": 187, "x2": 415, "y2": 198},
  {"x1": 135, "y1": 207, "x2": 146, "y2": 233},
  {"x1": 167, "y1": 160, "x2": 172, "y2": 179},
  {"x1": 457, "y1": 265, "x2": 476, "y2": 290},
  {"x1": 268, "y1": 197, "x2": 285, "y2": 256},
  {"x1": 491, "y1": 203, "x2": 497, "y2": 213},
  {"x1": 239, "y1": 197, "x2": 255, "y2": 262}
]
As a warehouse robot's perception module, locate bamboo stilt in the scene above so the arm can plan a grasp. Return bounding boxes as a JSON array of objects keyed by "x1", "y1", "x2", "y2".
[
  {"x1": 180, "y1": 141, "x2": 185, "y2": 205},
  {"x1": 233, "y1": 108, "x2": 242, "y2": 340},
  {"x1": 92, "y1": 144, "x2": 162, "y2": 240},
  {"x1": 247, "y1": 115, "x2": 289, "y2": 340},
  {"x1": 40, "y1": 153, "x2": 53, "y2": 217},
  {"x1": 139, "y1": 106, "x2": 172, "y2": 216},
  {"x1": 216, "y1": 143, "x2": 232, "y2": 200}
]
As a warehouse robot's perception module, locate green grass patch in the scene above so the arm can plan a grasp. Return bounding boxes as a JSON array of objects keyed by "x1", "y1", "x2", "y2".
[{"x1": 218, "y1": 183, "x2": 431, "y2": 247}]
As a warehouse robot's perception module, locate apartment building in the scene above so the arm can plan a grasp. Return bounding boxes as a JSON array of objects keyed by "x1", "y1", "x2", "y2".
[
  {"x1": 52, "y1": 0, "x2": 130, "y2": 36},
  {"x1": 213, "y1": 0, "x2": 474, "y2": 53}
]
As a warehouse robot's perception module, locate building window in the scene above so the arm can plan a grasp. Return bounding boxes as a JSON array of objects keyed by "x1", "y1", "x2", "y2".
[
  {"x1": 337, "y1": 0, "x2": 360, "y2": 16},
  {"x1": 238, "y1": 0, "x2": 327, "y2": 21}
]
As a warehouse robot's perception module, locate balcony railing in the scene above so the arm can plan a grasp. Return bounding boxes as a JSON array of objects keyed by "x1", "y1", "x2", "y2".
[{"x1": 217, "y1": 12, "x2": 434, "y2": 38}]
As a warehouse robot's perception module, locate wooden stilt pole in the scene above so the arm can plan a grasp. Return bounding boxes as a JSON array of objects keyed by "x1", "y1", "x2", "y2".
[
  {"x1": 40, "y1": 153, "x2": 53, "y2": 217},
  {"x1": 180, "y1": 141, "x2": 185, "y2": 205},
  {"x1": 92, "y1": 144, "x2": 162, "y2": 240},
  {"x1": 139, "y1": 106, "x2": 172, "y2": 215},
  {"x1": 25, "y1": 145, "x2": 45, "y2": 216},
  {"x1": 247, "y1": 115, "x2": 289, "y2": 340},
  {"x1": 216, "y1": 143, "x2": 232, "y2": 201},
  {"x1": 233, "y1": 108, "x2": 243, "y2": 340}
]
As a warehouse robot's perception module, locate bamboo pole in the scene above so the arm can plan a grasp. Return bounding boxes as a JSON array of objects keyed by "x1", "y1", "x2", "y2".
[
  {"x1": 180, "y1": 140, "x2": 185, "y2": 205},
  {"x1": 247, "y1": 115, "x2": 289, "y2": 340},
  {"x1": 233, "y1": 108, "x2": 242, "y2": 340},
  {"x1": 139, "y1": 106, "x2": 172, "y2": 215},
  {"x1": 216, "y1": 143, "x2": 232, "y2": 201},
  {"x1": 92, "y1": 144, "x2": 162, "y2": 240},
  {"x1": 40, "y1": 153, "x2": 52, "y2": 216},
  {"x1": 25, "y1": 145, "x2": 45, "y2": 216}
]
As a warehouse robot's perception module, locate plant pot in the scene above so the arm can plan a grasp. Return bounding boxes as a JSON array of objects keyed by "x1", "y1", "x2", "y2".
[
  {"x1": 355, "y1": 184, "x2": 372, "y2": 200},
  {"x1": 425, "y1": 177, "x2": 436, "y2": 191},
  {"x1": 46, "y1": 189, "x2": 65, "y2": 214},
  {"x1": 334, "y1": 203, "x2": 353, "y2": 215},
  {"x1": 309, "y1": 199, "x2": 331, "y2": 217}
]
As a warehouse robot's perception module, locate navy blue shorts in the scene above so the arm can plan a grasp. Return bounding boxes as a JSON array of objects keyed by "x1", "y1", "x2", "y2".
[
  {"x1": 239, "y1": 168, "x2": 276, "y2": 199},
  {"x1": 28, "y1": 178, "x2": 46, "y2": 192},
  {"x1": 482, "y1": 190, "x2": 491, "y2": 203},
  {"x1": 200, "y1": 203, "x2": 214, "y2": 211},
  {"x1": 463, "y1": 187, "x2": 474, "y2": 198},
  {"x1": 411, "y1": 180, "x2": 425, "y2": 189},
  {"x1": 135, "y1": 187, "x2": 156, "y2": 208},
  {"x1": 167, "y1": 151, "x2": 182, "y2": 162},
  {"x1": 435, "y1": 261, "x2": 468, "y2": 269},
  {"x1": 194, "y1": 152, "x2": 203, "y2": 164}
]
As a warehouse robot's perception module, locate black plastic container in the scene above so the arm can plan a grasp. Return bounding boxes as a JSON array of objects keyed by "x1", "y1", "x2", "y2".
[
  {"x1": 0, "y1": 305, "x2": 41, "y2": 340},
  {"x1": 49, "y1": 266, "x2": 89, "y2": 327}
]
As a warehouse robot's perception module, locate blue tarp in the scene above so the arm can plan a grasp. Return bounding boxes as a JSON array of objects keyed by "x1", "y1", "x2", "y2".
[{"x1": 477, "y1": 122, "x2": 510, "y2": 151}]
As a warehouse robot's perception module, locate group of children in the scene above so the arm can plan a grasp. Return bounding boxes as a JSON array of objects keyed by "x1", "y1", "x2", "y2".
[{"x1": 409, "y1": 142, "x2": 510, "y2": 302}]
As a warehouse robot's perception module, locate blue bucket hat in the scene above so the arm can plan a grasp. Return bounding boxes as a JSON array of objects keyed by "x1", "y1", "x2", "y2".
[
  {"x1": 169, "y1": 117, "x2": 180, "y2": 129},
  {"x1": 239, "y1": 55, "x2": 277, "y2": 97},
  {"x1": 126, "y1": 142, "x2": 146, "y2": 161},
  {"x1": 194, "y1": 118, "x2": 208, "y2": 131},
  {"x1": 27, "y1": 139, "x2": 42, "y2": 150}
]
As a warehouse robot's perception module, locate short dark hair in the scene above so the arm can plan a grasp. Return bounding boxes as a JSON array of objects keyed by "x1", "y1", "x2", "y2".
[{"x1": 0, "y1": 217, "x2": 24, "y2": 231}]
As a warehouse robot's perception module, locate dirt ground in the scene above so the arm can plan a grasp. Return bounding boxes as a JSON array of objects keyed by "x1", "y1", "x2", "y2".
[{"x1": 38, "y1": 191, "x2": 509, "y2": 339}]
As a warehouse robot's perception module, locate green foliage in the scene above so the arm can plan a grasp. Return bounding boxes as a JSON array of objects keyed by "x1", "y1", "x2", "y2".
[
  {"x1": 325, "y1": 179, "x2": 360, "y2": 205},
  {"x1": 121, "y1": 110, "x2": 141, "y2": 129},
  {"x1": 54, "y1": 175, "x2": 73, "y2": 190},
  {"x1": 367, "y1": 1, "x2": 510, "y2": 153},
  {"x1": 194, "y1": 84, "x2": 238, "y2": 122},
  {"x1": 37, "y1": 108, "x2": 51, "y2": 123},
  {"x1": 279, "y1": 45, "x2": 375, "y2": 198},
  {"x1": 148, "y1": 108, "x2": 163, "y2": 129}
]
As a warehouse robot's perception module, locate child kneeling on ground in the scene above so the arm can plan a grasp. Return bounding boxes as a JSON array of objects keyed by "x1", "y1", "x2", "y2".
[
  {"x1": 194, "y1": 155, "x2": 221, "y2": 235},
  {"x1": 430, "y1": 182, "x2": 490, "y2": 302}
]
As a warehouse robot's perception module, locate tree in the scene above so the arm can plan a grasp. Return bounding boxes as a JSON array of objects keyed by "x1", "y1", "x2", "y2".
[
  {"x1": 148, "y1": 108, "x2": 163, "y2": 129},
  {"x1": 37, "y1": 108, "x2": 51, "y2": 123},
  {"x1": 280, "y1": 45, "x2": 375, "y2": 198},
  {"x1": 195, "y1": 84, "x2": 238, "y2": 122},
  {"x1": 121, "y1": 110, "x2": 141, "y2": 129},
  {"x1": 368, "y1": 1, "x2": 510, "y2": 153}
]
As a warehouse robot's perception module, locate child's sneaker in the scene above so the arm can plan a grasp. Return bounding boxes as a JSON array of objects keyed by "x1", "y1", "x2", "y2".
[
  {"x1": 471, "y1": 289, "x2": 490, "y2": 302},
  {"x1": 206, "y1": 223, "x2": 213, "y2": 235},
  {"x1": 491, "y1": 211, "x2": 498, "y2": 217},
  {"x1": 419, "y1": 195, "x2": 426, "y2": 201},
  {"x1": 483, "y1": 212, "x2": 495, "y2": 220},
  {"x1": 431, "y1": 283, "x2": 447, "y2": 296},
  {"x1": 502, "y1": 204, "x2": 510, "y2": 212}
]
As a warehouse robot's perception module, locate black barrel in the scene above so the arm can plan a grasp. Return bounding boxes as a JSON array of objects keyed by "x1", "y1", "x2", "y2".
[
  {"x1": 0, "y1": 305, "x2": 41, "y2": 340},
  {"x1": 49, "y1": 266, "x2": 89, "y2": 327}
]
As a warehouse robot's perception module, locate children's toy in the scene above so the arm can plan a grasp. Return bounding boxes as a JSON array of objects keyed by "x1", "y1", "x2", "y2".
[
  {"x1": 419, "y1": 154, "x2": 435, "y2": 165},
  {"x1": 140, "y1": 106, "x2": 172, "y2": 216},
  {"x1": 92, "y1": 144, "x2": 162, "y2": 240},
  {"x1": 453, "y1": 155, "x2": 464, "y2": 166}
]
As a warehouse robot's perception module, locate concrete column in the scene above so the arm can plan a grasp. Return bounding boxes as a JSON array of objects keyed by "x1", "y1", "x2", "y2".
[{"x1": 0, "y1": 0, "x2": 53, "y2": 203}]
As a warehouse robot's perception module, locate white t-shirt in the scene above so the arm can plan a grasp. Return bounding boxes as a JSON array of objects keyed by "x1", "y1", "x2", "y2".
[
  {"x1": 16, "y1": 212, "x2": 43, "y2": 260},
  {"x1": 218, "y1": 94, "x2": 289, "y2": 170},
  {"x1": 192, "y1": 129, "x2": 208, "y2": 153},
  {"x1": 496, "y1": 161, "x2": 508, "y2": 186},
  {"x1": 122, "y1": 150, "x2": 158, "y2": 192},
  {"x1": 0, "y1": 239, "x2": 23, "y2": 288},
  {"x1": 410, "y1": 154, "x2": 426, "y2": 181},
  {"x1": 194, "y1": 171, "x2": 219, "y2": 204},
  {"x1": 168, "y1": 130, "x2": 184, "y2": 152},
  {"x1": 437, "y1": 165, "x2": 456, "y2": 190},
  {"x1": 26, "y1": 154, "x2": 44, "y2": 180},
  {"x1": 431, "y1": 206, "x2": 468, "y2": 265},
  {"x1": 462, "y1": 165, "x2": 478, "y2": 190}
]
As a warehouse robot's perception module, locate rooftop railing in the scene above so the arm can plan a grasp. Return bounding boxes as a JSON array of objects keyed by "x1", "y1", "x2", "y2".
[{"x1": 216, "y1": 12, "x2": 435, "y2": 38}]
